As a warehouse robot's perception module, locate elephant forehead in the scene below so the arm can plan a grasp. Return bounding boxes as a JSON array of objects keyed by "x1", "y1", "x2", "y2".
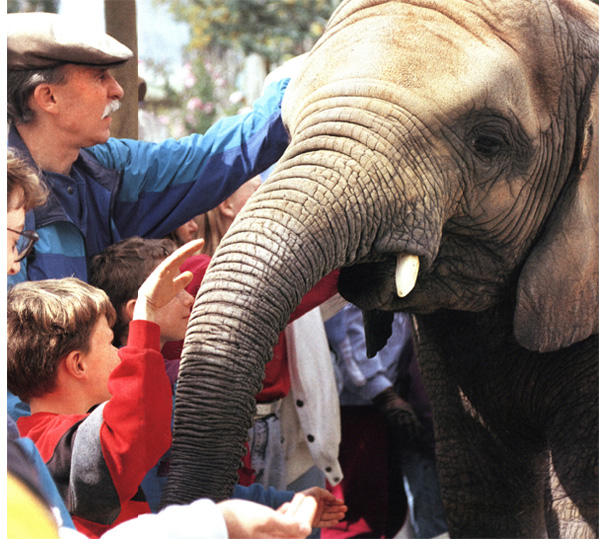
[{"x1": 284, "y1": 0, "x2": 553, "y2": 136}]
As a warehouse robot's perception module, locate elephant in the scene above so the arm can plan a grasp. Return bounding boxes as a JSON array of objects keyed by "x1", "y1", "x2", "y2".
[{"x1": 162, "y1": 0, "x2": 599, "y2": 536}]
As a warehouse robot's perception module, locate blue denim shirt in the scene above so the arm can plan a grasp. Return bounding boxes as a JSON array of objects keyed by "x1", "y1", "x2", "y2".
[{"x1": 325, "y1": 304, "x2": 412, "y2": 405}]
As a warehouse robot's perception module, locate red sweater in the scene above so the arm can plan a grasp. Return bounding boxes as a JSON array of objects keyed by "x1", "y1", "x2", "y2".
[
  {"x1": 162, "y1": 255, "x2": 339, "y2": 401},
  {"x1": 18, "y1": 321, "x2": 172, "y2": 538}
]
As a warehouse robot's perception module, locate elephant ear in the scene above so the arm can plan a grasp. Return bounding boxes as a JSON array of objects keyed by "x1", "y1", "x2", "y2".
[{"x1": 514, "y1": 77, "x2": 599, "y2": 353}]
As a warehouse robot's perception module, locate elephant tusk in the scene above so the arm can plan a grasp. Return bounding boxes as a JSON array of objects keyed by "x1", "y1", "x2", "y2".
[{"x1": 395, "y1": 254, "x2": 420, "y2": 298}]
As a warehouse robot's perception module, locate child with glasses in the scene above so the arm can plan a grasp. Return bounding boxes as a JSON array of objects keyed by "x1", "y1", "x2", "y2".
[{"x1": 7, "y1": 150, "x2": 46, "y2": 275}]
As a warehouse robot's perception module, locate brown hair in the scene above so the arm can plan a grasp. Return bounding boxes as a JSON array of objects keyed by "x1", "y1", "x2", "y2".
[
  {"x1": 88, "y1": 236, "x2": 176, "y2": 344},
  {"x1": 194, "y1": 175, "x2": 262, "y2": 256},
  {"x1": 7, "y1": 148, "x2": 48, "y2": 211},
  {"x1": 193, "y1": 211, "x2": 228, "y2": 257},
  {"x1": 7, "y1": 278, "x2": 117, "y2": 402}
]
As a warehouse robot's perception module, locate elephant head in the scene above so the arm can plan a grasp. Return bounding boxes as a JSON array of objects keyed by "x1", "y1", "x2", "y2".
[{"x1": 163, "y1": 0, "x2": 599, "y2": 523}]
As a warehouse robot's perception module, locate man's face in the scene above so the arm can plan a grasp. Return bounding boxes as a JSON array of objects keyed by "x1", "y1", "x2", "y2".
[
  {"x1": 229, "y1": 175, "x2": 261, "y2": 214},
  {"x1": 82, "y1": 315, "x2": 121, "y2": 406},
  {"x1": 7, "y1": 190, "x2": 26, "y2": 275},
  {"x1": 51, "y1": 64, "x2": 124, "y2": 147}
]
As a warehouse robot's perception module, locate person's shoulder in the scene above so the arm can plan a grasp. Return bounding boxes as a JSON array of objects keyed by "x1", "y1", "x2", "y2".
[
  {"x1": 17, "y1": 412, "x2": 87, "y2": 460},
  {"x1": 18, "y1": 412, "x2": 85, "y2": 434},
  {"x1": 86, "y1": 137, "x2": 144, "y2": 159},
  {"x1": 87, "y1": 137, "x2": 137, "y2": 154}
]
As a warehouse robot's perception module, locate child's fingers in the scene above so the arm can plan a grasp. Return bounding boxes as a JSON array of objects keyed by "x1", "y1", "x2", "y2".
[
  {"x1": 172, "y1": 270, "x2": 194, "y2": 291},
  {"x1": 168, "y1": 239, "x2": 205, "y2": 265},
  {"x1": 314, "y1": 501, "x2": 348, "y2": 528},
  {"x1": 159, "y1": 239, "x2": 205, "y2": 271},
  {"x1": 276, "y1": 502, "x2": 291, "y2": 515},
  {"x1": 282, "y1": 493, "x2": 307, "y2": 518},
  {"x1": 178, "y1": 238, "x2": 204, "y2": 256},
  {"x1": 292, "y1": 496, "x2": 318, "y2": 527},
  {"x1": 276, "y1": 495, "x2": 316, "y2": 536},
  {"x1": 319, "y1": 510, "x2": 347, "y2": 522}
]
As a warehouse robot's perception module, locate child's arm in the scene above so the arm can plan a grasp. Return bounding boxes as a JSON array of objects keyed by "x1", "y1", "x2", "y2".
[
  {"x1": 132, "y1": 240, "x2": 202, "y2": 323},
  {"x1": 71, "y1": 241, "x2": 204, "y2": 525},
  {"x1": 288, "y1": 270, "x2": 339, "y2": 324},
  {"x1": 102, "y1": 497, "x2": 315, "y2": 539}
]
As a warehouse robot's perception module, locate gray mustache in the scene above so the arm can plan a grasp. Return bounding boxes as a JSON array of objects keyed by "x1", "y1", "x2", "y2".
[{"x1": 102, "y1": 100, "x2": 121, "y2": 119}]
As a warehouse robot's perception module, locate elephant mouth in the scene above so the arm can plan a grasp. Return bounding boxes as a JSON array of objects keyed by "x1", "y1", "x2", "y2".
[
  {"x1": 338, "y1": 254, "x2": 433, "y2": 312},
  {"x1": 338, "y1": 249, "x2": 504, "y2": 314}
]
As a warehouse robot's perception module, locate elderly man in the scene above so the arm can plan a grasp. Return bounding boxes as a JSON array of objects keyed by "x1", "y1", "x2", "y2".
[{"x1": 7, "y1": 12, "x2": 289, "y2": 285}]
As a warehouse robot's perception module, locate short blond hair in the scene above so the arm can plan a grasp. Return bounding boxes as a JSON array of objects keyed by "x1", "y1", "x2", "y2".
[{"x1": 7, "y1": 278, "x2": 117, "y2": 402}]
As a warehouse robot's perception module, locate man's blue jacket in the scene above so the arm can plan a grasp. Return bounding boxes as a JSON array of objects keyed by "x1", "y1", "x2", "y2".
[{"x1": 8, "y1": 77, "x2": 289, "y2": 285}]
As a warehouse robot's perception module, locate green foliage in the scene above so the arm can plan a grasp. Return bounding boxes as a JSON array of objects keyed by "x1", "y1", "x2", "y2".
[
  {"x1": 140, "y1": 51, "x2": 241, "y2": 136},
  {"x1": 179, "y1": 55, "x2": 219, "y2": 134},
  {"x1": 7, "y1": 0, "x2": 60, "y2": 13},
  {"x1": 146, "y1": 0, "x2": 342, "y2": 136},
  {"x1": 157, "y1": 0, "x2": 340, "y2": 64}
]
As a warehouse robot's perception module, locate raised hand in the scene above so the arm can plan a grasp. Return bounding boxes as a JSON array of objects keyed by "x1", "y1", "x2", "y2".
[{"x1": 133, "y1": 239, "x2": 203, "y2": 323}]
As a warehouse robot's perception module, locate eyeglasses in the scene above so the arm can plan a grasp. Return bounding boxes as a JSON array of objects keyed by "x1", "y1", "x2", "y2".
[{"x1": 7, "y1": 228, "x2": 39, "y2": 262}]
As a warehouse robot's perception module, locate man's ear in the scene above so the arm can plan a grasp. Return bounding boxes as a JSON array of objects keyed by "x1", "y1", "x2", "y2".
[
  {"x1": 63, "y1": 350, "x2": 86, "y2": 380},
  {"x1": 217, "y1": 197, "x2": 236, "y2": 220},
  {"x1": 31, "y1": 84, "x2": 59, "y2": 115}
]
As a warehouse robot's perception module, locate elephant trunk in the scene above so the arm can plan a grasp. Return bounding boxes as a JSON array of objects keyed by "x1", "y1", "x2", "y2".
[
  {"x1": 161, "y1": 169, "x2": 352, "y2": 505},
  {"x1": 162, "y1": 113, "x2": 443, "y2": 505}
]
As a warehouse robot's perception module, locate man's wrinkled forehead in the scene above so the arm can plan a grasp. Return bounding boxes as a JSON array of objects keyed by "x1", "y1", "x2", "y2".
[{"x1": 7, "y1": 12, "x2": 133, "y2": 71}]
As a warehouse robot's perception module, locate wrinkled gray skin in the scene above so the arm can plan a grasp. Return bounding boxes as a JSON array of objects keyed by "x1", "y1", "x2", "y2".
[{"x1": 163, "y1": 0, "x2": 599, "y2": 536}]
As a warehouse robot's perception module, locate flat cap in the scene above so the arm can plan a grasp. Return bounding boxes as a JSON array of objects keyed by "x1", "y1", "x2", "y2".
[{"x1": 8, "y1": 12, "x2": 133, "y2": 71}]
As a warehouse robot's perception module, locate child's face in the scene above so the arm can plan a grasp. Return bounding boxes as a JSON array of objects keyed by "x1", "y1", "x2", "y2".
[
  {"x1": 175, "y1": 219, "x2": 199, "y2": 245},
  {"x1": 154, "y1": 288, "x2": 194, "y2": 345},
  {"x1": 7, "y1": 192, "x2": 26, "y2": 275},
  {"x1": 82, "y1": 315, "x2": 121, "y2": 406}
]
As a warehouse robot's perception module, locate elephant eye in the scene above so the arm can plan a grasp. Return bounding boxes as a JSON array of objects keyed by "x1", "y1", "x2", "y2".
[{"x1": 469, "y1": 128, "x2": 509, "y2": 159}]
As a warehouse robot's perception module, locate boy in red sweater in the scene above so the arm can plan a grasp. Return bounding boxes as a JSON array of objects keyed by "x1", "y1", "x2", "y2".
[{"x1": 7, "y1": 240, "x2": 202, "y2": 538}]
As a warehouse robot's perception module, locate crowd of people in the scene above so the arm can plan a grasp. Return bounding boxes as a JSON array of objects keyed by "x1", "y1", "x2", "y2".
[{"x1": 6, "y1": 11, "x2": 447, "y2": 539}]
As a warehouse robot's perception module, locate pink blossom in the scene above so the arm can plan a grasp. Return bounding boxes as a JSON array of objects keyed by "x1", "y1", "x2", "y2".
[
  {"x1": 182, "y1": 63, "x2": 196, "y2": 89},
  {"x1": 187, "y1": 97, "x2": 203, "y2": 111}
]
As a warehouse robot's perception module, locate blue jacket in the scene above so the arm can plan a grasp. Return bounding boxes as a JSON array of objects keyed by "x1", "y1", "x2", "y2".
[
  {"x1": 8, "y1": 77, "x2": 289, "y2": 285},
  {"x1": 232, "y1": 483, "x2": 294, "y2": 509},
  {"x1": 7, "y1": 414, "x2": 76, "y2": 530}
]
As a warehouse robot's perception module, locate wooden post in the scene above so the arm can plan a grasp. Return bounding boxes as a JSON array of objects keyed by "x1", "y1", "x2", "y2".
[{"x1": 104, "y1": 0, "x2": 139, "y2": 140}]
